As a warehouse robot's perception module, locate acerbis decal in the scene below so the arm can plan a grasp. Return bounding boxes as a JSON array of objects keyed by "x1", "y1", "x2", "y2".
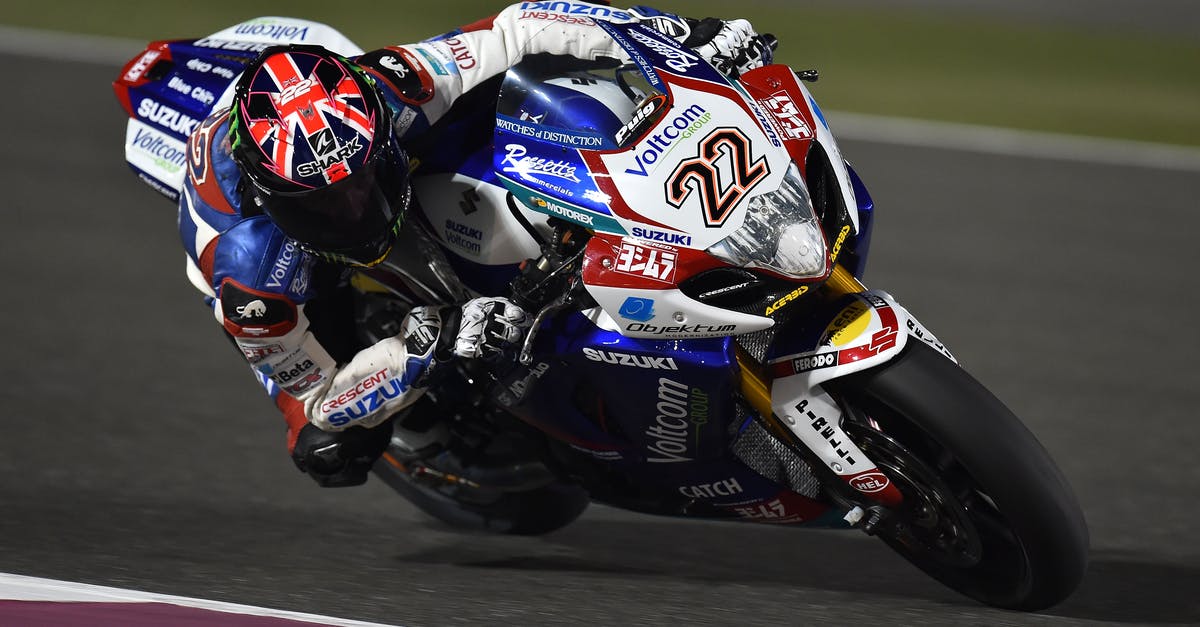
[
  {"x1": 765, "y1": 285, "x2": 809, "y2": 315},
  {"x1": 829, "y1": 225, "x2": 851, "y2": 264},
  {"x1": 666, "y1": 127, "x2": 770, "y2": 228}
]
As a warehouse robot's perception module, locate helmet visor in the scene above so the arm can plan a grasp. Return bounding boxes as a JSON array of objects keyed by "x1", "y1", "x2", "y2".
[{"x1": 254, "y1": 142, "x2": 410, "y2": 265}]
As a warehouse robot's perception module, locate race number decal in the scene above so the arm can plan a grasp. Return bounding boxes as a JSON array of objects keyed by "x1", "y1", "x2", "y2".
[{"x1": 665, "y1": 128, "x2": 769, "y2": 228}]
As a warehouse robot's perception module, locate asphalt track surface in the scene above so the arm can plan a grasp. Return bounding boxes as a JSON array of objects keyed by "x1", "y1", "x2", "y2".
[{"x1": 3, "y1": 53, "x2": 1199, "y2": 627}]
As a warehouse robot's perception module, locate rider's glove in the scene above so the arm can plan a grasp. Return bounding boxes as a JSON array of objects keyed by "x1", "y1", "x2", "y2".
[
  {"x1": 453, "y1": 297, "x2": 531, "y2": 362},
  {"x1": 680, "y1": 18, "x2": 774, "y2": 78},
  {"x1": 291, "y1": 422, "x2": 392, "y2": 488}
]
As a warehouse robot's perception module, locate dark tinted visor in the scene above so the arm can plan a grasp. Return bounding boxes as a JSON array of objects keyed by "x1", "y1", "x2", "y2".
[{"x1": 256, "y1": 142, "x2": 410, "y2": 264}]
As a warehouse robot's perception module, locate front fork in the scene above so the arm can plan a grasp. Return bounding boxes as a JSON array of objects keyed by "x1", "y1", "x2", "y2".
[{"x1": 736, "y1": 265, "x2": 920, "y2": 528}]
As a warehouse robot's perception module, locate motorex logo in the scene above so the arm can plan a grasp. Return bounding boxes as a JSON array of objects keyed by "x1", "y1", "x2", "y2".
[{"x1": 618, "y1": 297, "x2": 656, "y2": 322}]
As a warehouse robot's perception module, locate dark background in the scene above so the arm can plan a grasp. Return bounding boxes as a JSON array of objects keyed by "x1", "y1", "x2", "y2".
[{"x1": 2, "y1": 11, "x2": 1199, "y2": 624}]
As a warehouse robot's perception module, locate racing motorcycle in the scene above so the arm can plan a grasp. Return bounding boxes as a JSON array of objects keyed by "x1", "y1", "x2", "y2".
[{"x1": 113, "y1": 15, "x2": 1088, "y2": 611}]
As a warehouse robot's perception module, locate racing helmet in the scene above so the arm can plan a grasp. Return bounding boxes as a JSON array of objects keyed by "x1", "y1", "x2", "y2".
[{"x1": 229, "y1": 45, "x2": 410, "y2": 267}]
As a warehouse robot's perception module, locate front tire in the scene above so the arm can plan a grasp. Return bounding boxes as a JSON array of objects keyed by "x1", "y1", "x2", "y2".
[{"x1": 830, "y1": 340, "x2": 1089, "y2": 610}]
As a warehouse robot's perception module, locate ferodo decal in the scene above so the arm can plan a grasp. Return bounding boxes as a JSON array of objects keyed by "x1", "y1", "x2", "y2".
[{"x1": 666, "y1": 127, "x2": 770, "y2": 228}]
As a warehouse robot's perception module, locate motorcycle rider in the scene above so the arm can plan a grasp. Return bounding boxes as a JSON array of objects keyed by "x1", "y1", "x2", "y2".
[{"x1": 180, "y1": 2, "x2": 773, "y2": 488}]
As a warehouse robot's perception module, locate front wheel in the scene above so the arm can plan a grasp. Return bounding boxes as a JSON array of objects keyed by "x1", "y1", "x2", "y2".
[{"x1": 829, "y1": 341, "x2": 1089, "y2": 611}]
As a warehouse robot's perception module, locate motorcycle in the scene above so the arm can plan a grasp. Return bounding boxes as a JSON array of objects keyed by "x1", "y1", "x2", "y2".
[{"x1": 113, "y1": 16, "x2": 1088, "y2": 611}]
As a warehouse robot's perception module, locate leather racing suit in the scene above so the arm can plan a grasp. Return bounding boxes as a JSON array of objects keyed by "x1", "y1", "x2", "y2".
[{"x1": 177, "y1": 2, "x2": 767, "y2": 465}]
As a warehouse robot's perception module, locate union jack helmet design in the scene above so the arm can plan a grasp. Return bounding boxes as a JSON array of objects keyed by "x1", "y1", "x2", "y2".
[{"x1": 230, "y1": 45, "x2": 410, "y2": 267}]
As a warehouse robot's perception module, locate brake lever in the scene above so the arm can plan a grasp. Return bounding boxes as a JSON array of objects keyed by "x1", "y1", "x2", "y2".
[{"x1": 518, "y1": 275, "x2": 582, "y2": 366}]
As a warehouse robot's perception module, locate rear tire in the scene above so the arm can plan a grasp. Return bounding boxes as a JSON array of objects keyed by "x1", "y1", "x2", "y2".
[{"x1": 830, "y1": 341, "x2": 1089, "y2": 610}]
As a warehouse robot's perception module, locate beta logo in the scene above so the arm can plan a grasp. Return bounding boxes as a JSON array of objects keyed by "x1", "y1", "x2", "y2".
[{"x1": 618, "y1": 297, "x2": 656, "y2": 322}]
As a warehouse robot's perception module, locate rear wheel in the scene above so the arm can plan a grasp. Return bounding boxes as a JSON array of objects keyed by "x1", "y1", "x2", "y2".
[{"x1": 829, "y1": 341, "x2": 1089, "y2": 610}]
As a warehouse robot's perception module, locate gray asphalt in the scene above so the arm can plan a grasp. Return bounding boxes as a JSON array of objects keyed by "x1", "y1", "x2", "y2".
[{"x1": 2, "y1": 52, "x2": 1199, "y2": 626}]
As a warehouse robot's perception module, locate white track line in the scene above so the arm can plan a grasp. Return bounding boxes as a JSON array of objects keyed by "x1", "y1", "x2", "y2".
[
  {"x1": 4, "y1": 23, "x2": 1198, "y2": 169},
  {"x1": 0, "y1": 573, "x2": 398, "y2": 626}
]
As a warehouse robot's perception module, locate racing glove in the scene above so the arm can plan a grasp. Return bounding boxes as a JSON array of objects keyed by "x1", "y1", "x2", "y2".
[
  {"x1": 632, "y1": 7, "x2": 775, "y2": 78},
  {"x1": 453, "y1": 297, "x2": 531, "y2": 362},
  {"x1": 683, "y1": 18, "x2": 774, "y2": 77}
]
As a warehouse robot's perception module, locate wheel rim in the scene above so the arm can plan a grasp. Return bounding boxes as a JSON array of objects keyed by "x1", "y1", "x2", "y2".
[{"x1": 843, "y1": 420, "x2": 982, "y2": 567}]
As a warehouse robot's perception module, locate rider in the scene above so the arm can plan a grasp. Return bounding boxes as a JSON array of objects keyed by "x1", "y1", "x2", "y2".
[{"x1": 180, "y1": 2, "x2": 773, "y2": 488}]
